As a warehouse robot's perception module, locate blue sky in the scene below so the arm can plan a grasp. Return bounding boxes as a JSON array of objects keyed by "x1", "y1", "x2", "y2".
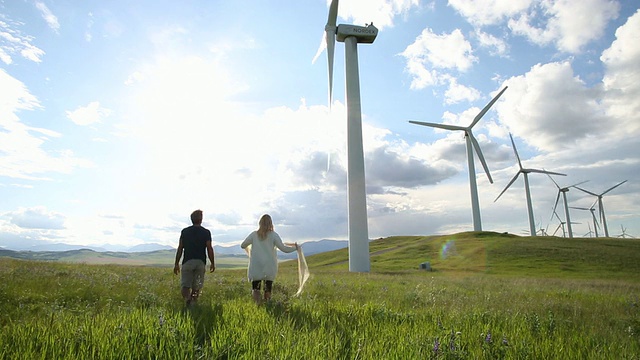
[{"x1": 1, "y1": 0, "x2": 639, "y2": 250}]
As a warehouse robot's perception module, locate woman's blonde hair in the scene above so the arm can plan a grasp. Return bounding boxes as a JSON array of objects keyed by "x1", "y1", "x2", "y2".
[{"x1": 257, "y1": 214, "x2": 274, "y2": 240}]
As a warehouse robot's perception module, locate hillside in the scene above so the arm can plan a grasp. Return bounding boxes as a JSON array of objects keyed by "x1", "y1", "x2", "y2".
[
  {"x1": 3, "y1": 232, "x2": 640, "y2": 280},
  {"x1": 280, "y1": 232, "x2": 640, "y2": 280}
]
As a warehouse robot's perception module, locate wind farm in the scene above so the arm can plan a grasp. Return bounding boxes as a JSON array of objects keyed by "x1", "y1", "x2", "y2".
[
  {"x1": 1, "y1": 1, "x2": 638, "y2": 259},
  {"x1": 494, "y1": 133, "x2": 565, "y2": 236}
]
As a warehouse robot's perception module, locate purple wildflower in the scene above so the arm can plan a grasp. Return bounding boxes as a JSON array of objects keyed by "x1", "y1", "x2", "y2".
[{"x1": 485, "y1": 331, "x2": 492, "y2": 343}]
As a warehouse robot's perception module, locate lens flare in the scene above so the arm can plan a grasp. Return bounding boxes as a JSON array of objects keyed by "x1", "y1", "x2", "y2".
[{"x1": 440, "y1": 239, "x2": 457, "y2": 259}]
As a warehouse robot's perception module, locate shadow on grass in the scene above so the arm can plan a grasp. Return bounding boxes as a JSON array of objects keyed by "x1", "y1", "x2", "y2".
[
  {"x1": 263, "y1": 294, "x2": 357, "y2": 358},
  {"x1": 183, "y1": 303, "x2": 224, "y2": 347}
]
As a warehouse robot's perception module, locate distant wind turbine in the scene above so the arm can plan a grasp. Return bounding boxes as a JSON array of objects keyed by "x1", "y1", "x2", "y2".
[
  {"x1": 550, "y1": 209, "x2": 566, "y2": 237},
  {"x1": 570, "y1": 204, "x2": 600, "y2": 238},
  {"x1": 574, "y1": 180, "x2": 627, "y2": 238},
  {"x1": 410, "y1": 86, "x2": 508, "y2": 231},
  {"x1": 317, "y1": 0, "x2": 378, "y2": 272},
  {"x1": 617, "y1": 225, "x2": 634, "y2": 238},
  {"x1": 494, "y1": 133, "x2": 565, "y2": 236},
  {"x1": 548, "y1": 175, "x2": 588, "y2": 239}
]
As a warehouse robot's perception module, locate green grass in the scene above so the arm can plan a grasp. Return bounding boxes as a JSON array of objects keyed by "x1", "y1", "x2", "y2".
[{"x1": 1, "y1": 232, "x2": 640, "y2": 359}]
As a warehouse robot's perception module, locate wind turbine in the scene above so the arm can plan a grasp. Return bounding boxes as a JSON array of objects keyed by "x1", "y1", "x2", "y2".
[
  {"x1": 550, "y1": 209, "x2": 566, "y2": 237},
  {"x1": 574, "y1": 180, "x2": 627, "y2": 238},
  {"x1": 494, "y1": 133, "x2": 565, "y2": 236},
  {"x1": 617, "y1": 225, "x2": 634, "y2": 238},
  {"x1": 410, "y1": 86, "x2": 508, "y2": 231},
  {"x1": 548, "y1": 175, "x2": 588, "y2": 239},
  {"x1": 318, "y1": 0, "x2": 378, "y2": 272},
  {"x1": 570, "y1": 204, "x2": 600, "y2": 237}
]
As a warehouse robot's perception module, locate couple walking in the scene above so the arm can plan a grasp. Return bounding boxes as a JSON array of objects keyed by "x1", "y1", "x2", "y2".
[{"x1": 174, "y1": 210, "x2": 298, "y2": 306}]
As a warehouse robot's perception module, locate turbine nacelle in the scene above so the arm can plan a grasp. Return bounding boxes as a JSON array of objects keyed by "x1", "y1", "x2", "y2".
[{"x1": 336, "y1": 24, "x2": 378, "y2": 43}]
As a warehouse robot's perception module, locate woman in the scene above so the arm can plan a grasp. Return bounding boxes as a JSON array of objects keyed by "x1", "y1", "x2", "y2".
[{"x1": 241, "y1": 214, "x2": 298, "y2": 304}]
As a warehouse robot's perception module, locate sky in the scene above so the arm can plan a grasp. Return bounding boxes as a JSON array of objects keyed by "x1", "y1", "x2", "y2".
[{"x1": 1, "y1": 0, "x2": 639, "y2": 251}]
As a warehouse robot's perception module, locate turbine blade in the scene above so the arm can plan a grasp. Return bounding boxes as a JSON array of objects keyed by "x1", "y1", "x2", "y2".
[
  {"x1": 325, "y1": 0, "x2": 339, "y2": 108},
  {"x1": 409, "y1": 121, "x2": 466, "y2": 132},
  {"x1": 470, "y1": 86, "x2": 508, "y2": 128},
  {"x1": 494, "y1": 172, "x2": 521, "y2": 202},
  {"x1": 546, "y1": 173, "x2": 561, "y2": 189},
  {"x1": 526, "y1": 169, "x2": 566, "y2": 176},
  {"x1": 574, "y1": 186, "x2": 598, "y2": 197},
  {"x1": 602, "y1": 180, "x2": 627, "y2": 195},
  {"x1": 468, "y1": 131, "x2": 493, "y2": 183},
  {"x1": 551, "y1": 192, "x2": 561, "y2": 220},
  {"x1": 569, "y1": 180, "x2": 589, "y2": 188},
  {"x1": 508, "y1": 133, "x2": 523, "y2": 170}
]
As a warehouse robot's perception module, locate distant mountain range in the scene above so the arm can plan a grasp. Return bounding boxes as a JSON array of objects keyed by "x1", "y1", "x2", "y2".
[{"x1": 0, "y1": 239, "x2": 348, "y2": 257}]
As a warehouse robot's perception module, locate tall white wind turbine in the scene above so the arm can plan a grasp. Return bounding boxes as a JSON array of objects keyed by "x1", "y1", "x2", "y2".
[
  {"x1": 318, "y1": 0, "x2": 378, "y2": 272},
  {"x1": 494, "y1": 133, "x2": 565, "y2": 236},
  {"x1": 548, "y1": 175, "x2": 588, "y2": 239},
  {"x1": 410, "y1": 86, "x2": 508, "y2": 231},
  {"x1": 574, "y1": 180, "x2": 627, "y2": 237}
]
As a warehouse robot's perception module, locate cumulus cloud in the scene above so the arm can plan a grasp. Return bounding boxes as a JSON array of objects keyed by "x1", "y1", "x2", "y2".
[
  {"x1": 508, "y1": 0, "x2": 619, "y2": 53},
  {"x1": 337, "y1": 0, "x2": 421, "y2": 30},
  {"x1": 9, "y1": 206, "x2": 66, "y2": 230},
  {"x1": 448, "y1": 0, "x2": 532, "y2": 26},
  {"x1": 66, "y1": 101, "x2": 111, "y2": 126},
  {"x1": 495, "y1": 61, "x2": 605, "y2": 151},
  {"x1": 600, "y1": 9, "x2": 640, "y2": 134},
  {"x1": 401, "y1": 28, "x2": 477, "y2": 89}
]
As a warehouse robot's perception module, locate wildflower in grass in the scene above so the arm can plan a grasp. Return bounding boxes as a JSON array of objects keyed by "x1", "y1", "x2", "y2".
[
  {"x1": 485, "y1": 331, "x2": 492, "y2": 343},
  {"x1": 433, "y1": 338, "x2": 440, "y2": 353},
  {"x1": 502, "y1": 336, "x2": 508, "y2": 346}
]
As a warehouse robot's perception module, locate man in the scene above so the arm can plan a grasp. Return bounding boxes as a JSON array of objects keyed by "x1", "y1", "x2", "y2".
[{"x1": 174, "y1": 209, "x2": 215, "y2": 306}]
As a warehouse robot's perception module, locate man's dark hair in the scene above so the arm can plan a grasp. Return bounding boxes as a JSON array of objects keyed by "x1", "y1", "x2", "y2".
[{"x1": 191, "y1": 210, "x2": 203, "y2": 225}]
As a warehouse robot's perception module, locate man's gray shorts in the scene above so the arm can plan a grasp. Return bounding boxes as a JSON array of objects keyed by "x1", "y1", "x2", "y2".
[{"x1": 181, "y1": 259, "x2": 206, "y2": 289}]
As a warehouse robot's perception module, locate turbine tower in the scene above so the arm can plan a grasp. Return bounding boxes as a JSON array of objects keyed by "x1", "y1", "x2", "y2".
[
  {"x1": 494, "y1": 133, "x2": 565, "y2": 236},
  {"x1": 320, "y1": 0, "x2": 377, "y2": 272},
  {"x1": 410, "y1": 86, "x2": 508, "y2": 231},
  {"x1": 574, "y1": 180, "x2": 627, "y2": 237},
  {"x1": 548, "y1": 175, "x2": 587, "y2": 239}
]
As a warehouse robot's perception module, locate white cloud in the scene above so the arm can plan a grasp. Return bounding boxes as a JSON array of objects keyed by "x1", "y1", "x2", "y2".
[
  {"x1": 444, "y1": 77, "x2": 481, "y2": 104},
  {"x1": 450, "y1": 0, "x2": 619, "y2": 54},
  {"x1": 0, "y1": 69, "x2": 91, "y2": 180},
  {"x1": 448, "y1": 0, "x2": 533, "y2": 26},
  {"x1": 35, "y1": 1, "x2": 60, "y2": 32},
  {"x1": 338, "y1": 0, "x2": 421, "y2": 30},
  {"x1": 475, "y1": 29, "x2": 509, "y2": 57},
  {"x1": 401, "y1": 28, "x2": 477, "y2": 90},
  {"x1": 9, "y1": 206, "x2": 65, "y2": 229},
  {"x1": 66, "y1": 101, "x2": 111, "y2": 126},
  {"x1": 0, "y1": 19, "x2": 46, "y2": 63},
  {"x1": 495, "y1": 61, "x2": 605, "y2": 151},
  {"x1": 508, "y1": 0, "x2": 619, "y2": 53},
  {"x1": 600, "y1": 9, "x2": 640, "y2": 134}
]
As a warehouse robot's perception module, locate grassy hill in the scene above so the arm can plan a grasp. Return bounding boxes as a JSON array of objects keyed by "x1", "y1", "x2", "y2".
[
  {"x1": 281, "y1": 231, "x2": 640, "y2": 280},
  {"x1": 2, "y1": 231, "x2": 640, "y2": 358}
]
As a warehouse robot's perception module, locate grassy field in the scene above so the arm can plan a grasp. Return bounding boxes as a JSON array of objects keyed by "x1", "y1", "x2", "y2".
[{"x1": 1, "y1": 232, "x2": 639, "y2": 359}]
